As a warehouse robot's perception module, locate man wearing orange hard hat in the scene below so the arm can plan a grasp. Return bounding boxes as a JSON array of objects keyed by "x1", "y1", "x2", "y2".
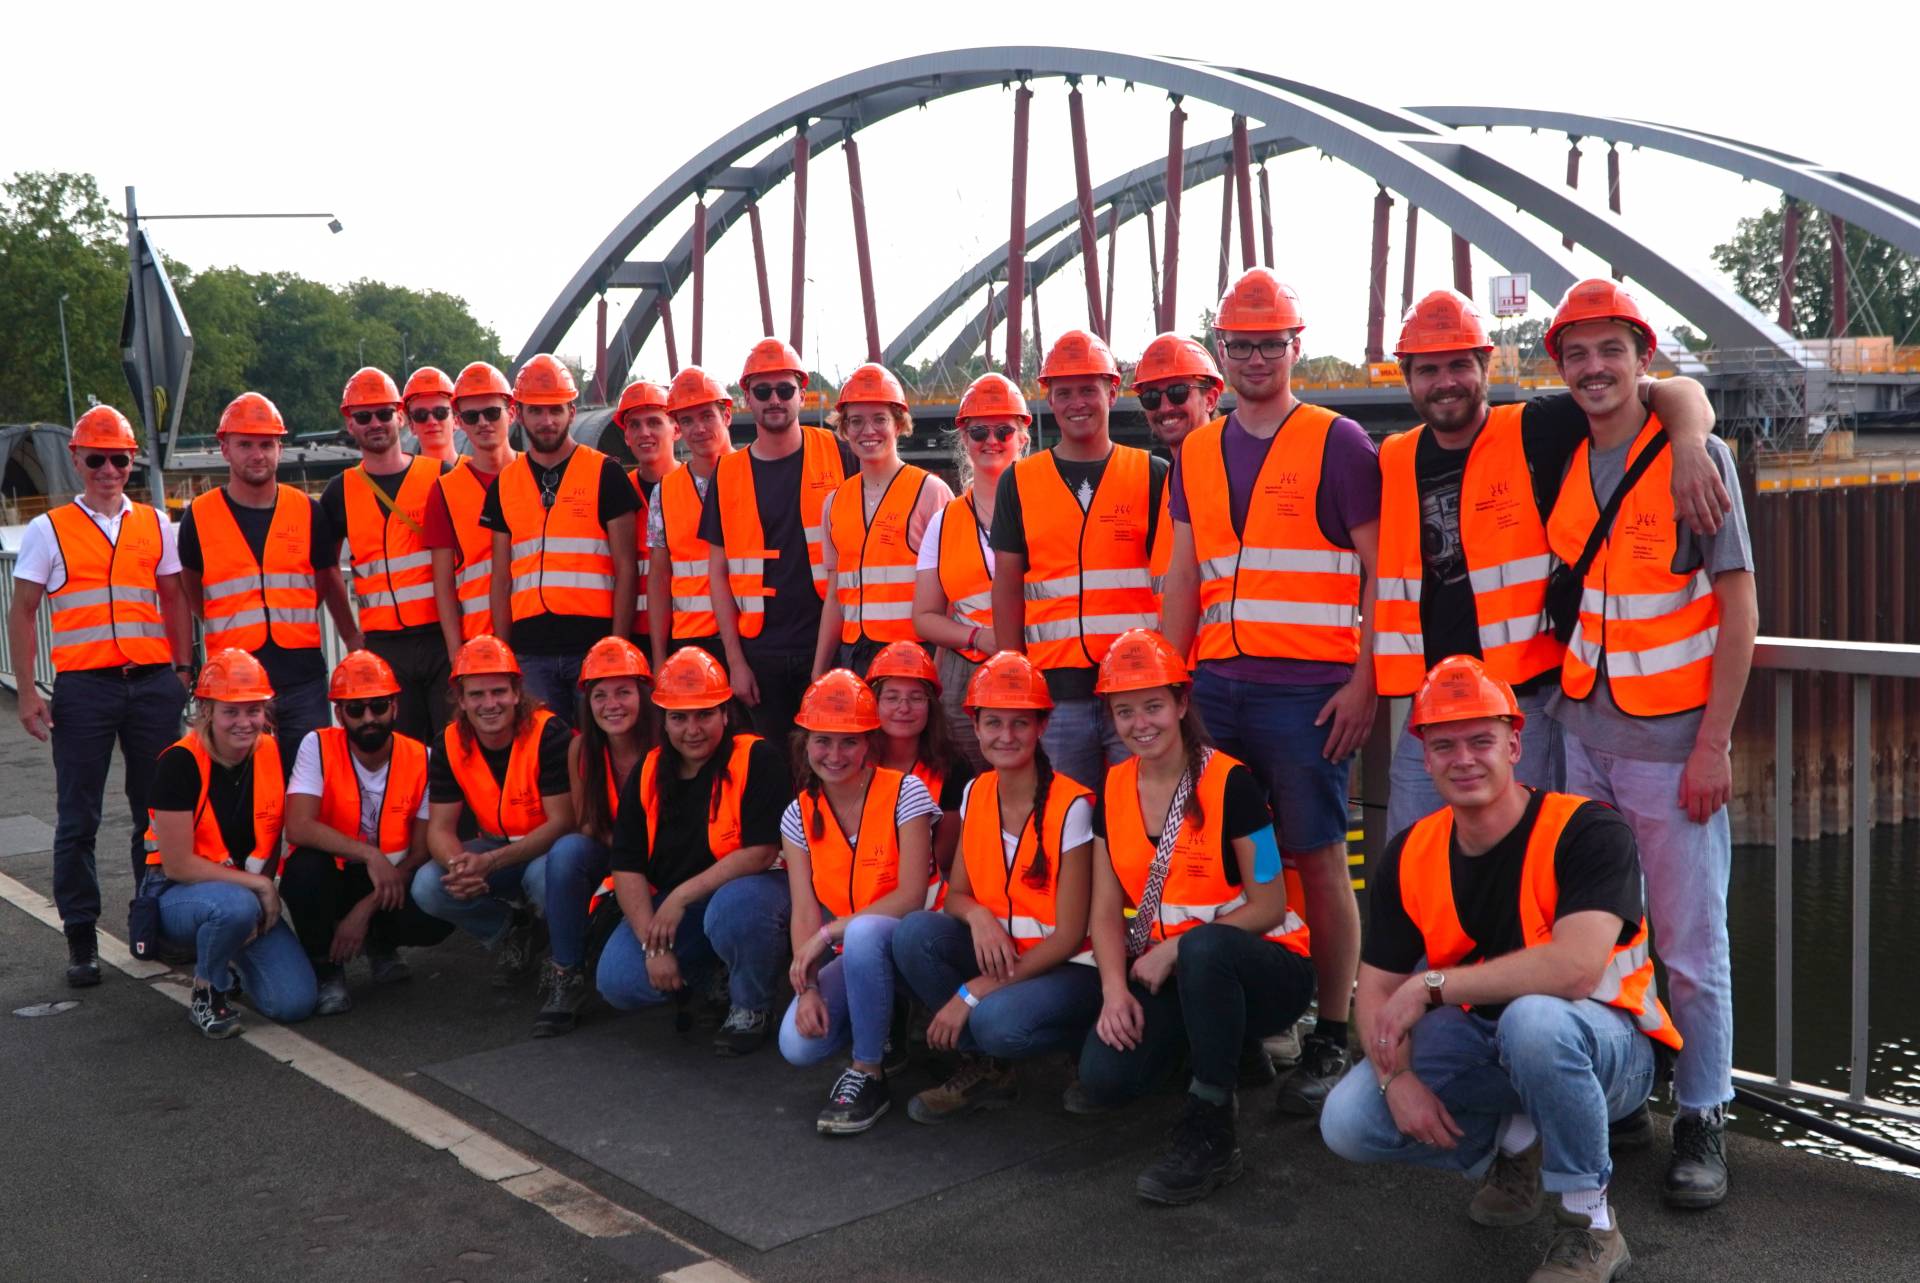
[
  {"x1": 8, "y1": 404, "x2": 193, "y2": 988},
  {"x1": 1322, "y1": 655, "x2": 1677, "y2": 1283},
  {"x1": 422, "y1": 361, "x2": 520, "y2": 667},
  {"x1": 651, "y1": 367, "x2": 735, "y2": 672},
  {"x1": 1129, "y1": 333, "x2": 1224, "y2": 457},
  {"x1": 402, "y1": 366, "x2": 461, "y2": 464},
  {"x1": 614, "y1": 379, "x2": 679, "y2": 654},
  {"x1": 1542, "y1": 279, "x2": 1755, "y2": 1210}
]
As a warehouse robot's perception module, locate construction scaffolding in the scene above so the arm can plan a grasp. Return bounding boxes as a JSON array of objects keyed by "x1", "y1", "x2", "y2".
[{"x1": 1709, "y1": 346, "x2": 1857, "y2": 457}]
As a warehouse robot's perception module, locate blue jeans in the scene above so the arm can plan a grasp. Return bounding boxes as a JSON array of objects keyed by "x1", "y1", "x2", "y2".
[
  {"x1": 271, "y1": 672, "x2": 332, "y2": 783},
  {"x1": 1386, "y1": 686, "x2": 1564, "y2": 839},
  {"x1": 1191, "y1": 670, "x2": 1349, "y2": 852},
  {"x1": 524, "y1": 833, "x2": 608, "y2": 968},
  {"x1": 49, "y1": 665, "x2": 187, "y2": 925},
  {"x1": 893, "y1": 910, "x2": 1104, "y2": 1060},
  {"x1": 779, "y1": 913, "x2": 900, "y2": 1067},
  {"x1": 595, "y1": 889, "x2": 725, "y2": 1008},
  {"x1": 1320, "y1": 998, "x2": 1655, "y2": 1193},
  {"x1": 517, "y1": 651, "x2": 585, "y2": 731},
  {"x1": 410, "y1": 839, "x2": 533, "y2": 946},
  {"x1": 1039, "y1": 696, "x2": 1126, "y2": 794},
  {"x1": 153, "y1": 877, "x2": 317, "y2": 1021},
  {"x1": 1563, "y1": 729, "x2": 1732, "y2": 1111},
  {"x1": 704, "y1": 870, "x2": 792, "y2": 1011}
]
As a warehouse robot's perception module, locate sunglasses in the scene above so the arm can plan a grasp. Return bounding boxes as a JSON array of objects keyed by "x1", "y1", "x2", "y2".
[
  {"x1": 459, "y1": 406, "x2": 505, "y2": 426},
  {"x1": 410, "y1": 406, "x2": 451, "y2": 424},
  {"x1": 964, "y1": 424, "x2": 1020, "y2": 443},
  {"x1": 1221, "y1": 338, "x2": 1294, "y2": 360},
  {"x1": 83, "y1": 452, "x2": 132, "y2": 471},
  {"x1": 751, "y1": 382, "x2": 797, "y2": 402},
  {"x1": 341, "y1": 697, "x2": 394, "y2": 719},
  {"x1": 351, "y1": 408, "x2": 396, "y2": 425},
  {"x1": 1137, "y1": 383, "x2": 1200, "y2": 411}
]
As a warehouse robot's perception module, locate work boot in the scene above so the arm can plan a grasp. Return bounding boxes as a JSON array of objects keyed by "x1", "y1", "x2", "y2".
[
  {"x1": 1469, "y1": 1138, "x2": 1544, "y2": 1227},
  {"x1": 1664, "y1": 1105, "x2": 1730, "y2": 1209},
  {"x1": 368, "y1": 950, "x2": 411, "y2": 985},
  {"x1": 189, "y1": 986, "x2": 243, "y2": 1040},
  {"x1": 314, "y1": 968, "x2": 353, "y2": 1017},
  {"x1": 1528, "y1": 1205, "x2": 1631, "y2": 1282},
  {"x1": 1238, "y1": 1040, "x2": 1277, "y2": 1087},
  {"x1": 909, "y1": 1055, "x2": 1019, "y2": 1124},
  {"x1": 713, "y1": 1005, "x2": 769, "y2": 1057},
  {"x1": 65, "y1": 923, "x2": 101, "y2": 989},
  {"x1": 1136, "y1": 1094, "x2": 1242, "y2": 1205},
  {"x1": 1061, "y1": 1077, "x2": 1118, "y2": 1117},
  {"x1": 817, "y1": 1067, "x2": 890, "y2": 1135},
  {"x1": 1275, "y1": 1032, "x2": 1349, "y2": 1116},
  {"x1": 531, "y1": 960, "x2": 587, "y2": 1038},
  {"x1": 1608, "y1": 1102, "x2": 1654, "y2": 1152},
  {"x1": 492, "y1": 906, "x2": 538, "y2": 988}
]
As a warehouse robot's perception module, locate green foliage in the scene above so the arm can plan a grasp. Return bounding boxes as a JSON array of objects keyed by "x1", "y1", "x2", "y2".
[
  {"x1": 1488, "y1": 318, "x2": 1548, "y2": 360},
  {"x1": 1712, "y1": 198, "x2": 1920, "y2": 342},
  {"x1": 0, "y1": 173, "x2": 129, "y2": 428}
]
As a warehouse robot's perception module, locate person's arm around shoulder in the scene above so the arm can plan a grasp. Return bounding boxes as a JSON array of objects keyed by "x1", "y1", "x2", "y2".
[{"x1": 1643, "y1": 376, "x2": 1733, "y2": 536}]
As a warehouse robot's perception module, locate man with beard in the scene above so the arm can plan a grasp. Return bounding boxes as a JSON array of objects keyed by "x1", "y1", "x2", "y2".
[
  {"x1": 181, "y1": 391, "x2": 358, "y2": 778},
  {"x1": 701, "y1": 337, "x2": 853, "y2": 737},
  {"x1": 424, "y1": 362, "x2": 521, "y2": 663},
  {"x1": 615, "y1": 379, "x2": 679, "y2": 651},
  {"x1": 482, "y1": 354, "x2": 640, "y2": 725},
  {"x1": 1130, "y1": 332, "x2": 1224, "y2": 458},
  {"x1": 281, "y1": 650, "x2": 453, "y2": 1015},
  {"x1": 403, "y1": 366, "x2": 462, "y2": 463},
  {"x1": 321, "y1": 368, "x2": 452, "y2": 742}
]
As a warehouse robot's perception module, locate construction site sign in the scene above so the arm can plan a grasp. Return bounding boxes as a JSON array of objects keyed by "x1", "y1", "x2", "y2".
[{"x1": 1489, "y1": 274, "x2": 1531, "y2": 318}]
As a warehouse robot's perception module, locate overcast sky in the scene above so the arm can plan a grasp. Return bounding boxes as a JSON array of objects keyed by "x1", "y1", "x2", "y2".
[{"x1": 15, "y1": 0, "x2": 1918, "y2": 388}]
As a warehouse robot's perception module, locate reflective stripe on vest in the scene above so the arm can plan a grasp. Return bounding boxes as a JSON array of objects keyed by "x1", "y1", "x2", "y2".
[
  {"x1": 346, "y1": 458, "x2": 443, "y2": 632},
  {"x1": 659, "y1": 464, "x2": 719, "y2": 638},
  {"x1": 958, "y1": 770, "x2": 1093, "y2": 956},
  {"x1": 1013, "y1": 447, "x2": 1159, "y2": 670},
  {"x1": 500, "y1": 447, "x2": 617, "y2": 623},
  {"x1": 314, "y1": 727, "x2": 428, "y2": 870},
  {"x1": 1373, "y1": 406, "x2": 1561, "y2": 696},
  {"x1": 936, "y1": 491, "x2": 994, "y2": 662},
  {"x1": 46, "y1": 501, "x2": 171, "y2": 671},
  {"x1": 143, "y1": 731, "x2": 285, "y2": 873},
  {"x1": 831, "y1": 465, "x2": 929, "y2": 645},
  {"x1": 714, "y1": 427, "x2": 845, "y2": 638},
  {"x1": 442, "y1": 709, "x2": 555, "y2": 840},
  {"x1": 438, "y1": 458, "x2": 508, "y2": 639},
  {"x1": 1545, "y1": 416, "x2": 1719, "y2": 716},
  {"x1": 1396, "y1": 792, "x2": 1683, "y2": 1050},
  {"x1": 798, "y1": 767, "x2": 907, "y2": 918},
  {"x1": 190, "y1": 486, "x2": 322, "y2": 654}
]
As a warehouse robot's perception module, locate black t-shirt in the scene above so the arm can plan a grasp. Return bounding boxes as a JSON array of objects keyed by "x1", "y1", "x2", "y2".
[
  {"x1": 987, "y1": 448, "x2": 1171, "y2": 701},
  {"x1": 427, "y1": 719, "x2": 574, "y2": 840},
  {"x1": 1365, "y1": 790, "x2": 1642, "y2": 1019},
  {"x1": 1091, "y1": 762, "x2": 1271, "y2": 886},
  {"x1": 696, "y1": 438, "x2": 859, "y2": 659},
  {"x1": 178, "y1": 490, "x2": 333, "y2": 689},
  {"x1": 319, "y1": 462, "x2": 453, "y2": 639},
  {"x1": 151, "y1": 745, "x2": 261, "y2": 863},
  {"x1": 936, "y1": 759, "x2": 974, "y2": 813},
  {"x1": 608, "y1": 736, "x2": 789, "y2": 895},
  {"x1": 476, "y1": 448, "x2": 644, "y2": 655}
]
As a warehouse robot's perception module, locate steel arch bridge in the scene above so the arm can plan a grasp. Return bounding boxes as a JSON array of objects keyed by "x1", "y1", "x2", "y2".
[{"x1": 520, "y1": 47, "x2": 1920, "y2": 390}]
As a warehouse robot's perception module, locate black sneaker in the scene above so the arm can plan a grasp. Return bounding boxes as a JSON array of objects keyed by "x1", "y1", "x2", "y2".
[
  {"x1": 1609, "y1": 1102, "x2": 1654, "y2": 1152},
  {"x1": 65, "y1": 923, "x2": 101, "y2": 989},
  {"x1": 713, "y1": 1005, "x2": 769, "y2": 1057},
  {"x1": 1664, "y1": 1105, "x2": 1729, "y2": 1209},
  {"x1": 189, "y1": 986, "x2": 242, "y2": 1040},
  {"x1": 531, "y1": 960, "x2": 588, "y2": 1038},
  {"x1": 492, "y1": 905, "x2": 538, "y2": 988},
  {"x1": 1275, "y1": 1032, "x2": 1349, "y2": 1116},
  {"x1": 817, "y1": 1067, "x2": 891, "y2": 1135},
  {"x1": 1136, "y1": 1094, "x2": 1242, "y2": 1205}
]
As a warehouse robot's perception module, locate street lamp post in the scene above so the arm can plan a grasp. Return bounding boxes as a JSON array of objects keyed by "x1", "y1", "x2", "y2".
[{"x1": 57, "y1": 294, "x2": 75, "y2": 426}]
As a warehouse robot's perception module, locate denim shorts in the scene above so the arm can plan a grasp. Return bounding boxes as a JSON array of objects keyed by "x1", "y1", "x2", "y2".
[{"x1": 1191, "y1": 669, "x2": 1352, "y2": 853}]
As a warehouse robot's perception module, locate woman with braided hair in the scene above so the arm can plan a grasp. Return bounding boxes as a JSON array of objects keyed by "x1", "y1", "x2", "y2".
[{"x1": 1076, "y1": 628, "x2": 1317, "y2": 1206}]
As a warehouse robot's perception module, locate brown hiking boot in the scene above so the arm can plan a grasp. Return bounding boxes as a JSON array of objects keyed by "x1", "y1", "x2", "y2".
[
  {"x1": 1528, "y1": 1206, "x2": 1631, "y2": 1283},
  {"x1": 1469, "y1": 1138, "x2": 1544, "y2": 1227},
  {"x1": 907, "y1": 1055, "x2": 1017, "y2": 1124}
]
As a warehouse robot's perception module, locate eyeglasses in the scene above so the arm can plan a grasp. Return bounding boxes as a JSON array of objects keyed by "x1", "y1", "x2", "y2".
[
  {"x1": 751, "y1": 382, "x2": 797, "y2": 402},
  {"x1": 1136, "y1": 384, "x2": 1201, "y2": 411},
  {"x1": 1221, "y1": 338, "x2": 1294, "y2": 360},
  {"x1": 350, "y1": 408, "x2": 396, "y2": 425},
  {"x1": 410, "y1": 406, "x2": 450, "y2": 424},
  {"x1": 459, "y1": 406, "x2": 505, "y2": 426},
  {"x1": 341, "y1": 697, "x2": 394, "y2": 719},
  {"x1": 964, "y1": 424, "x2": 1021, "y2": 443},
  {"x1": 877, "y1": 688, "x2": 930, "y2": 708},
  {"x1": 83, "y1": 452, "x2": 132, "y2": 471}
]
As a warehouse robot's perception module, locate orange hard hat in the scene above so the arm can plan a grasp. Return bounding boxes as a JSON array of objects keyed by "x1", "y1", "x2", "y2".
[
  {"x1": 579, "y1": 635, "x2": 651, "y2": 687},
  {"x1": 71, "y1": 406, "x2": 138, "y2": 451},
  {"x1": 834, "y1": 362, "x2": 909, "y2": 412},
  {"x1": 329, "y1": 649, "x2": 402, "y2": 701},
  {"x1": 452, "y1": 361, "x2": 513, "y2": 402},
  {"x1": 1040, "y1": 330, "x2": 1120, "y2": 384},
  {"x1": 956, "y1": 372, "x2": 1032, "y2": 426},
  {"x1": 340, "y1": 367, "x2": 402, "y2": 411},
  {"x1": 652, "y1": 646, "x2": 732, "y2": 710},
  {"x1": 666, "y1": 366, "x2": 732, "y2": 417},
  {"x1": 1130, "y1": 333, "x2": 1224, "y2": 390},
  {"x1": 514, "y1": 353, "x2": 579, "y2": 406},
  {"x1": 217, "y1": 391, "x2": 288, "y2": 438},
  {"x1": 796, "y1": 669, "x2": 881, "y2": 734},
  {"x1": 402, "y1": 366, "x2": 456, "y2": 404},
  {"x1": 865, "y1": 641, "x2": 941, "y2": 695},
  {"x1": 196, "y1": 648, "x2": 275, "y2": 702},
  {"x1": 1407, "y1": 654, "x2": 1525, "y2": 737},
  {"x1": 1394, "y1": 290, "x2": 1494, "y2": 358},
  {"x1": 451, "y1": 634, "x2": 522, "y2": 678},
  {"x1": 963, "y1": 651, "x2": 1054, "y2": 712},
  {"x1": 1094, "y1": 627, "x2": 1191, "y2": 696},
  {"x1": 740, "y1": 337, "x2": 809, "y2": 388},
  {"x1": 1215, "y1": 268, "x2": 1306, "y2": 333},
  {"x1": 1544, "y1": 278, "x2": 1658, "y2": 360},
  {"x1": 614, "y1": 380, "x2": 670, "y2": 426}
]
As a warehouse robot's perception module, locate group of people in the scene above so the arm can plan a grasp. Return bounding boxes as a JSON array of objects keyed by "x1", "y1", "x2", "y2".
[{"x1": 9, "y1": 267, "x2": 1756, "y2": 1283}]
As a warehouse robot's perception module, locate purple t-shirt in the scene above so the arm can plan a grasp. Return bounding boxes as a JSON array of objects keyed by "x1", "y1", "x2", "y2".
[{"x1": 1169, "y1": 409, "x2": 1381, "y2": 686}]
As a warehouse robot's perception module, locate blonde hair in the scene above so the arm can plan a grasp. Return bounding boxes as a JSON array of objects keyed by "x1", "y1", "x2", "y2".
[{"x1": 827, "y1": 403, "x2": 914, "y2": 440}]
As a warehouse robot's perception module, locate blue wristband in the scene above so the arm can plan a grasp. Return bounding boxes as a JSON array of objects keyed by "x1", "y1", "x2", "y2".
[{"x1": 956, "y1": 983, "x2": 980, "y2": 1009}]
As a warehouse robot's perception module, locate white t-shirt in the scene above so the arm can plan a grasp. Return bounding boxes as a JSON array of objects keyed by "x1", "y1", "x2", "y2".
[
  {"x1": 914, "y1": 504, "x2": 997, "y2": 577},
  {"x1": 288, "y1": 731, "x2": 430, "y2": 862},
  {"x1": 780, "y1": 772, "x2": 940, "y2": 854},
  {"x1": 646, "y1": 469, "x2": 711, "y2": 551},
  {"x1": 14, "y1": 495, "x2": 183, "y2": 591}
]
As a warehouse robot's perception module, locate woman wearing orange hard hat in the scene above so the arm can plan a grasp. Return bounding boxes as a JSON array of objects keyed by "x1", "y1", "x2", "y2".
[
  {"x1": 139, "y1": 649, "x2": 316, "y2": 1038},
  {"x1": 865, "y1": 641, "x2": 972, "y2": 890}
]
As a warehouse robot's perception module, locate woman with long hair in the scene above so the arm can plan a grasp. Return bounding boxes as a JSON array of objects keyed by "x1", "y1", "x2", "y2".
[{"x1": 864, "y1": 641, "x2": 972, "y2": 887}]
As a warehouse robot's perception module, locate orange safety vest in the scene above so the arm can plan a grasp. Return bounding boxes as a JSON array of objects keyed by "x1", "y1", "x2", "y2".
[
  {"x1": 1545, "y1": 416, "x2": 1719, "y2": 716},
  {"x1": 1183, "y1": 407, "x2": 1362, "y2": 664},
  {"x1": 1374, "y1": 405, "x2": 1561, "y2": 696},
  {"x1": 499, "y1": 445, "x2": 619, "y2": 622},
  {"x1": 345, "y1": 458, "x2": 442, "y2": 632},
  {"x1": 657, "y1": 465, "x2": 718, "y2": 638},
  {"x1": 958, "y1": 770, "x2": 1093, "y2": 955},
  {"x1": 798, "y1": 767, "x2": 907, "y2": 918},
  {"x1": 715, "y1": 427, "x2": 845, "y2": 637},
  {"x1": 1103, "y1": 750, "x2": 1312, "y2": 954},
  {"x1": 442, "y1": 708, "x2": 556, "y2": 840},
  {"x1": 45, "y1": 501, "x2": 171, "y2": 672},
  {"x1": 312, "y1": 727, "x2": 429, "y2": 870},
  {"x1": 190, "y1": 486, "x2": 322, "y2": 655},
  {"x1": 144, "y1": 731, "x2": 285, "y2": 872},
  {"x1": 935, "y1": 490, "x2": 994, "y2": 663},
  {"x1": 1397, "y1": 792, "x2": 1683, "y2": 1050},
  {"x1": 831, "y1": 465, "x2": 929, "y2": 645},
  {"x1": 629, "y1": 465, "x2": 677, "y2": 640},
  {"x1": 592, "y1": 734, "x2": 762, "y2": 905},
  {"x1": 438, "y1": 458, "x2": 507, "y2": 639},
  {"x1": 1013, "y1": 446, "x2": 1160, "y2": 670}
]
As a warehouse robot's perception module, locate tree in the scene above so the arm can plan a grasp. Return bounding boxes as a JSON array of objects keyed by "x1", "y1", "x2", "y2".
[
  {"x1": 1488, "y1": 318, "x2": 1548, "y2": 359},
  {"x1": 0, "y1": 173, "x2": 129, "y2": 427},
  {"x1": 1712, "y1": 197, "x2": 1920, "y2": 342}
]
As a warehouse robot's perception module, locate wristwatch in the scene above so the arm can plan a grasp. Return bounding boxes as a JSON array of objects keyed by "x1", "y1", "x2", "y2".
[{"x1": 1423, "y1": 969, "x2": 1447, "y2": 1006}]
